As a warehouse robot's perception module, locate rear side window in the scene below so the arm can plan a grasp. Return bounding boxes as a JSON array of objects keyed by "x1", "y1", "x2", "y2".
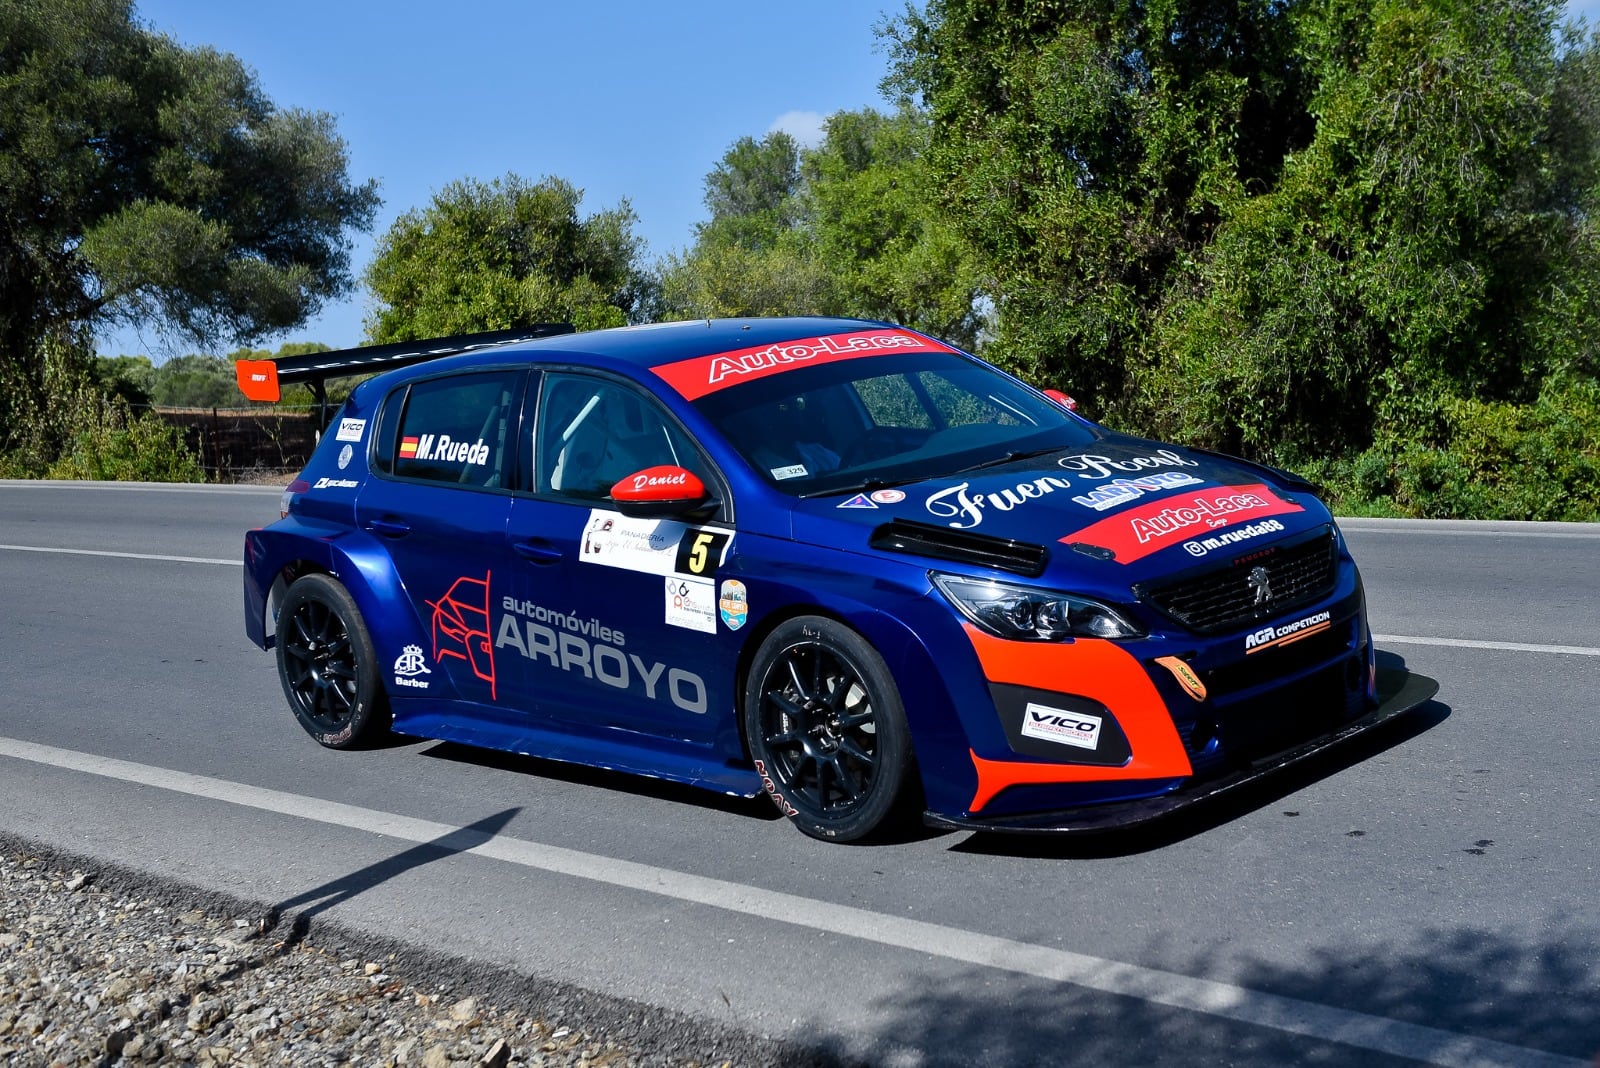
[{"x1": 391, "y1": 371, "x2": 522, "y2": 489}]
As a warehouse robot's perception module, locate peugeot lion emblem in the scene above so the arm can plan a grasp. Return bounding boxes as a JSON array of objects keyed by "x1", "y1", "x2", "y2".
[{"x1": 1247, "y1": 566, "x2": 1273, "y2": 606}]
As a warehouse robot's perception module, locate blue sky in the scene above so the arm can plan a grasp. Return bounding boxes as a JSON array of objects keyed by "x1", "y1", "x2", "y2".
[
  {"x1": 107, "y1": 0, "x2": 899, "y2": 358},
  {"x1": 106, "y1": 0, "x2": 1600, "y2": 360}
]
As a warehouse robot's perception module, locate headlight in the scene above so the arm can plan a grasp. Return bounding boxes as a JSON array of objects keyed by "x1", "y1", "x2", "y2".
[{"x1": 931, "y1": 573, "x2": 1144, "y2": 641}]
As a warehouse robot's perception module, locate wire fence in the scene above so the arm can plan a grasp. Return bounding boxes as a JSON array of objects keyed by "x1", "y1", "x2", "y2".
[{"x1": 139, "y1": 405, "x2": 324, "y2": 483}]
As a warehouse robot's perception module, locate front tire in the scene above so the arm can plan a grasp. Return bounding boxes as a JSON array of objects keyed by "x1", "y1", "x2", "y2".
[
  {"x1": 743, "y1": 616, "x2": 914, "y2": 842},
  {"x1": 275, "y1": 573, "x2": 386, "y2": 748}
]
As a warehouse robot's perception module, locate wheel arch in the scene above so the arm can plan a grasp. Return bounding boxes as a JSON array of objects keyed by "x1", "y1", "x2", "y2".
[{"x1": 728, "y1": 575, "x2": 974, "y2": 812}]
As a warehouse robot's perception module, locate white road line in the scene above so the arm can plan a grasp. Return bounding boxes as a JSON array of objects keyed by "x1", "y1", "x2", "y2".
[
  {"x1": 1337, "y1": 520, "x2": 1600, "y2": 538},
  {"x1": 0, "y1": 737, "x2": 1579, "y2": 1068},
  {"x1": 0, "y1": 544, "x2": 240, "y2": 566},
  {"x1": 0, "y1": 479, "x2": 280, "y2": 496},
  {"x1": 1377, "y1": 634, "x2": 1600, "y2": 657}
]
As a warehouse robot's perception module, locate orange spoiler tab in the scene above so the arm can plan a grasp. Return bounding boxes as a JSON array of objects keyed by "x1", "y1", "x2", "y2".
[{"x1": 235, "y1": 359, "x2": 281, "y2": 403}]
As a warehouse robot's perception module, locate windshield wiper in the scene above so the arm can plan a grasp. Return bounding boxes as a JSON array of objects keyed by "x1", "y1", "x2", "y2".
[{"x1": 956, "y1": 445, "x2": 1065, "y2": 474}]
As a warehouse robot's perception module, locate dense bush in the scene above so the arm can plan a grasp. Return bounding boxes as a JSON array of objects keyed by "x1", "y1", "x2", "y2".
[{"x1": 1294, "y1": 375, "x2": 1600, "y2": 520}]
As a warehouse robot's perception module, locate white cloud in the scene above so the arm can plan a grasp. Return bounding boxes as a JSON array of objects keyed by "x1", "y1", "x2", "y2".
[{"x1": 768, "y1": 110, "x2": 827, "y2": 148}]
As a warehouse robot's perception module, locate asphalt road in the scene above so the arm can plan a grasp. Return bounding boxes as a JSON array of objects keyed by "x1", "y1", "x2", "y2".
[{"x1": 1, "y1": 480, "x2": 1596, "y2": 1067}]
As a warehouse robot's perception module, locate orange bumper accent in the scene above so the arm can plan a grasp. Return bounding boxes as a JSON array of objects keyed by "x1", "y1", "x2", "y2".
[{"x1": 962, "y1": 624, "x2": 1193, "y2": 812}]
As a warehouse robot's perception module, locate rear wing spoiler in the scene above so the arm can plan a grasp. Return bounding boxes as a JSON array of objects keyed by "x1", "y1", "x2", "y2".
[{"x1": 235, "y1": 324, "x2": 576, "y2": 423}]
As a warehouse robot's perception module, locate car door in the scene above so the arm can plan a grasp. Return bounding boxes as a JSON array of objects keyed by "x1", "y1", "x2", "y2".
[
  {"x1": 497, "y1": 370, "x2": 738, "y2": 747},
  {"x1": 354, "y1": 368, "x2": 530, "y2": 711}
]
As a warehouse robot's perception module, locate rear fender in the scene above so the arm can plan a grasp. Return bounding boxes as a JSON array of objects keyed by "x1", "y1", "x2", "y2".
[{"x1": 244, "y1": 523, "x2": 419, "y2": 664}]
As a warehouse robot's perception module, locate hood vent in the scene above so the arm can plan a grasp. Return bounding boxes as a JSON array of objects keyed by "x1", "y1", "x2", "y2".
[{"x1": 870, "y1": 520, "x2": 1049, "y2": 577}]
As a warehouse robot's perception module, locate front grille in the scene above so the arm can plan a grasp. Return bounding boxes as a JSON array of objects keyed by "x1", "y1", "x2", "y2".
[{"x1": 1137, "y1": 527, "x2": 1337, "y2": 634}]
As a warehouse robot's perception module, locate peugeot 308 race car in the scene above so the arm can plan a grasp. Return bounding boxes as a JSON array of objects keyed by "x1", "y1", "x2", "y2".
[{"x1": 240, "y1": 318, "x2": 1434, "y2": 841}]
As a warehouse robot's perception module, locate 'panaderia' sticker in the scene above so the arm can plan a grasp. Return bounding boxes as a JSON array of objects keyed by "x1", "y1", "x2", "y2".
[{"x1": 581, "y1": 511, "x2": 733, "y2": 578}]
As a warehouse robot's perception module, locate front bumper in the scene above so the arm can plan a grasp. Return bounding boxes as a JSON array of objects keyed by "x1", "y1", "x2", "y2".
[{"x1": 923, "y1": 666, "x2": 1437, "y2": 834}]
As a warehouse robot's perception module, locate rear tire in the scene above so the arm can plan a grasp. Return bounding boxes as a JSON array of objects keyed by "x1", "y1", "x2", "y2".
[
  {"x1": 743, "y1": 616, "x2": 915, "y2": 842},
  {"x1": 275, "y1": 574, "x2": 386, "y2": 748}
]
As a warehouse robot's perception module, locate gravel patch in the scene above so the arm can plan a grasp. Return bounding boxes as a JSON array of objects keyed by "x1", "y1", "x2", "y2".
[{"x1": 0, "y1": 837, "x2": 846, "y2": 1068}]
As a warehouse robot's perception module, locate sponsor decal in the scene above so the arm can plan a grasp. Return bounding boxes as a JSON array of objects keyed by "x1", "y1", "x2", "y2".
[
  {"x1": 392, "y1": 644, "x2": 433, "y2": 690},
  {"x1": 1244, "y1": 610, "x2": 1333, "y2": 655},
  {"x1": 837, "y1": 493, "x2": 878, "y2": 509},
  {"x1": 1020, "y1": 703, "x2": 1103, "y2": 750},
  {"x1": 495, "y1": 596, "x2": 707, "y2": 714},
  {"x1": 665, "y1": 576, "x2": 717, "y2": 633},
  {"x1": 1060, "y1": 483, "x2": 1303, "y2": 564},
  {"x1": 335, "y1": 418, "x2": 366, "y2": 442},
  {"x1": 581, "y1": 511, "x2": 732, "y2": 578},
  {"x1": 923, "y1": 450, "x2": 1205, "y2": 530},
  {"x1": 925, "y1": 476, "x2": 1076, "y2": 529},
  {"x1": 427, "y1": 572, "x2": 497, "y2": 700},
  {"x1": 627, "y1": 469, "x2": 688, "y2": 493},
  {"x1": 500, "y1": 599, "x2": 625, "y2": 645},
  {"x1": 1070, "y1": 472, "x2": 1204, "y2": 512},
  {"x1": 1154, "y1": 655, "x2": 1207, "y2": 702},
  {"x1": 337, "y1": 444, "x2": 353, "y2": 470},
  {"x1": 753, "y1": 759, "x2": 800, "y2": 817},
  {"x1": 1181, "y1": 518, "x2": 1286, "y2": 558},
  {"x1": 870, "y1": 488, "x2": 905, "y2": 504},
  {"x1": 719, "y1": 579, "x2": 749, "y2": 631},
  {"x1": 399, "y1": 433, "x2": 490, "y2": 466},
  {"x1": 312, "y1": 477, "x2": 360, "y2": 490},
  {"x1": 771, "y1": 464, "x2": 808, "y2": 481},
  {"x1": 1055, "y1": 449, "x2": 1200, "y2": 480},
  {"x1": 652, "y1": 329, "x2": 954, "y2": 401}
]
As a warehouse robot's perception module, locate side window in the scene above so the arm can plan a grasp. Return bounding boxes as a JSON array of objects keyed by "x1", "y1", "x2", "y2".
[
  {"x1": 536, "y1": 374, "x2": 708, "y2": 501},
  {"x1": 392, "y1": 371, "x2": 521, "y2": 489}
]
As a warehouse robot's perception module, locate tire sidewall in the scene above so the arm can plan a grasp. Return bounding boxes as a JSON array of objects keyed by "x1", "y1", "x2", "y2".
[
  {"x1": 275, "y1": 573, "x2": 383, "y2": 749},
  {"x1": 743, "y1": 615, "x2": 912, "y2": 843}
]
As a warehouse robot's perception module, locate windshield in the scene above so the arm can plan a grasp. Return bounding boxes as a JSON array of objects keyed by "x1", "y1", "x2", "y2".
[{"x1": 691, "y1": 351, "x2": 1098, "y2": 497}]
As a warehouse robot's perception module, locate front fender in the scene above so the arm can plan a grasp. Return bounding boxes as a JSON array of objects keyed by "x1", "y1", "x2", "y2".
[{"x1": 729, "y1": 545, "x2": 986, "y2": 819}]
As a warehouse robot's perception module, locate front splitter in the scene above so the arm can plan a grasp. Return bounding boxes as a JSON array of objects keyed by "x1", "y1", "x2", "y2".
[{"x1": 923, "y1": 667, "x2": 1439, "y2": 835}]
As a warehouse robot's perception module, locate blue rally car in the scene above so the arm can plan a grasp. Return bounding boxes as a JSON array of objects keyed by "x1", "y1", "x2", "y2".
[{"x1": 240, "y1": 318, "x2": 1434, "y2": 841}]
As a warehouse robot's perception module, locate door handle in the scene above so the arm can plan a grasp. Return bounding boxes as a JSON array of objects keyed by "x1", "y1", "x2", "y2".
[
  {"x1": 513, "y1": 539, "x2": 563, "y2": 564},
  {"x1": 364, "y1": 517, "x2": 411, "y2": 538}
]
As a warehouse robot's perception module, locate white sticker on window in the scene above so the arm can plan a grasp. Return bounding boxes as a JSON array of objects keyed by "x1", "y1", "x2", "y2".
[{"x1": 771, "y1": 464, "x2": 808, "y2": 480}]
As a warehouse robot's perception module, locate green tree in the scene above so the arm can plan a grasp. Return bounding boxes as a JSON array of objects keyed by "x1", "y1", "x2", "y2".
[
  {"x1": 0, "y1": 0, "x2": 379, "y2": 454},
  {"x1": 364, "y1": 174, "x2": 653, "y2": 340},
  {"x1": 662, "y1": 109, "x2": 982, "y2": 346},
  {"x1": 884, "y1": 0, "x2": 1313, "y2": 406},
  {"x1": 884, "y1": 0, "x2": 1600, "y2": 478}
]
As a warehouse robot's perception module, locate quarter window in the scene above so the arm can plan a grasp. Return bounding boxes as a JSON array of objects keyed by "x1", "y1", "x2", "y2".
[{"x1": 392, "y1": 372, "x2": 521, "y2": 489}]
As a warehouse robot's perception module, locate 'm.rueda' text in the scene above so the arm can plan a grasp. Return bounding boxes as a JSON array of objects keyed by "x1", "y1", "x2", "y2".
[
  {"x1": 402, "y1": 434, "x2": 489, "y2": 466},
  {"x1": 707, "y1": 332, "x2": 922, "y2": 384}
]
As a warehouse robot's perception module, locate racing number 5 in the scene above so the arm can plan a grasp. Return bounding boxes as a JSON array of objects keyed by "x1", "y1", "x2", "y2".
[{"x1": 675, "y1": 530, "x2": 729, "y2": 576}]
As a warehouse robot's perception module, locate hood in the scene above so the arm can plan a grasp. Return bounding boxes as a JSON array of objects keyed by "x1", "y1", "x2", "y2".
[{"x1": 790, "y1": 437, "x2": 1330, "y2": 584}]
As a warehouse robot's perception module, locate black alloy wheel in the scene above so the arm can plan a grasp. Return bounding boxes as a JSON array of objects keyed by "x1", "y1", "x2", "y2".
[
  {"x1": 744, "y1": 616, "x2": 914, "y2": 842},
  {"x1": 275, "y1": 573, "x2": 385, "y2": 749}
]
